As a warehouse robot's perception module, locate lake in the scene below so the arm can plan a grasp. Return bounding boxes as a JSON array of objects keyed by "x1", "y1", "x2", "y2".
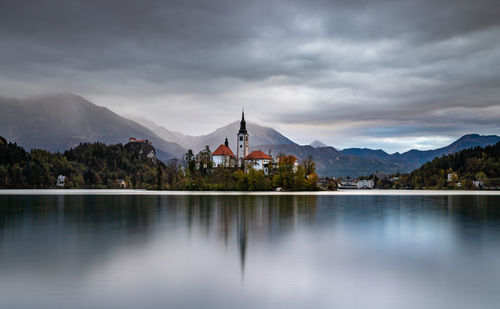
[{"x1": 1, "y1": 192, "x2": 500, "y2": 308}]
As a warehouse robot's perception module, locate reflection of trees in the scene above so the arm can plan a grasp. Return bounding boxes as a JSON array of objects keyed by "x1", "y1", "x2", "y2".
[
  {"x1": 0, "y1": 195, "x2": 318, "y2": 277},
  {"x1": 0, "y1": 195, "x2": 163, "y2": 277},
  {"x1": 446, "y1": 195, "x2": 500, "y2": 222}
]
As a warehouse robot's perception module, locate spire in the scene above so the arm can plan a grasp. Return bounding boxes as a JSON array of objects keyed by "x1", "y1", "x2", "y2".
[
  {"x1": 224, "y1": 137, "x2": 229, "y2": 147},
  {"x1": 238, "y1": 108, "x2": 247, "y2": 134}
]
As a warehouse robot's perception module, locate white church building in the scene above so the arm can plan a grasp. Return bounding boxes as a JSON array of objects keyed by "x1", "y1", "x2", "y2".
[{"x1": 211, "y1": 111, "x2": 273, "y2": 174}]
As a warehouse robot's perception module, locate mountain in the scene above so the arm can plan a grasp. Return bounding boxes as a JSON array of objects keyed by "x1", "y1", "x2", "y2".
[
  {"x1": 391, "y1": 134, "x2": 500, "y2": 170},
  {"x1": 310, "y1": 140, "x2": 328, "y2": 148},
  {"x1": 341, "y1": 134, "x2": 500, "y2": 172},
  {"x1": 341, "y1": 148, "x2": 391, "y2": 161},
  {"x1": 151, "y1": 121, "x2": 296, "y2": 153},
  {"x1": 256, "y1": 134, "x2": 500, "y2": 177},
  {"x1": 0, "y1": 93, "x2": 186, "y2": 161},
  {"x1": 400, "y1": 141, "x2": 500, "y2": 189},
  {"x1": 251, "y1": 144, "x2": 406, "y2": 177}
]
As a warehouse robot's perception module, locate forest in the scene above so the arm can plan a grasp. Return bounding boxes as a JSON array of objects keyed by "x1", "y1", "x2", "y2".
[
  {"x1": 0, "y1": 137, "x2": 318, "y2": 191},
  {"x1": 375, "y1": 141, "x2": 500, "y2": 189}
]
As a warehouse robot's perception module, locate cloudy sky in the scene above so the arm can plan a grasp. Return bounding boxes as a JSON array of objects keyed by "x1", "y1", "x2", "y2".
[{"x1": 1, "y1": 0, "x2": 499, "y2": 152}]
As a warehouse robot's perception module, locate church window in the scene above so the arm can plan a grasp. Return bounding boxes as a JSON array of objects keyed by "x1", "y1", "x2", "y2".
[{"x1": 240, "y1": 136, "x2": 243, "y2": 141}]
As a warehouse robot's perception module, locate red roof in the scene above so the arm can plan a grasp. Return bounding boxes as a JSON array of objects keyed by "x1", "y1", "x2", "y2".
[
  {"x1": 244, "y1": 150, "x2": 271, "y2": 160},
  {"x1": 278, "y1": 155, "x2": 298, "y2": 162},
  {"x1": 213, "y1": 144, "x2": 235, "y2": 157}
]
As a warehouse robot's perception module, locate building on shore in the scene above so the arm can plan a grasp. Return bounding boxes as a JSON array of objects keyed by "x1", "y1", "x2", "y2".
[{"x1": 356, "y1": 179, "x2": 374, "y2": 189}]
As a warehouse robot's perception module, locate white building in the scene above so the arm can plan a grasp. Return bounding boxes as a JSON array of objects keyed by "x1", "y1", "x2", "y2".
[
  {"x1": 212, "y1": 138, "x2": 236, "y2": 167},
  {"x1": 56, "y1": 175, "x2": 65, "y2": 187},
  {"x1": 356, "y1": 179, "x2": 374, "y2": 189},
  {"x1": 244, "y1": 150, "x2": 272, "y2": 174}
]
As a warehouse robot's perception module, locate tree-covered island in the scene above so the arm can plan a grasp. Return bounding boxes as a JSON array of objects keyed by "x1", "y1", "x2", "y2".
[{"x1": 0, "y1": 136, "x2": 319, "y2": 191}]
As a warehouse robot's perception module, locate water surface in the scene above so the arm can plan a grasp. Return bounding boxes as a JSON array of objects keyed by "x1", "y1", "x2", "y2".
[{"x1": 1, "y1": 194, "x2": 500, "y2": 308}]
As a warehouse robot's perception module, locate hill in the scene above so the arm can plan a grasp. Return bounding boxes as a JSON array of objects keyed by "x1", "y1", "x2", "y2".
[
  {"x1": 393, "y1": 141, "x2": 500, "y2": 189},
  {"x1": 0, "y1": 94, "x2": 186, "y2": 161},
  {"x1": 0, "y1": 137, "x2": 165, "y2": 189}
]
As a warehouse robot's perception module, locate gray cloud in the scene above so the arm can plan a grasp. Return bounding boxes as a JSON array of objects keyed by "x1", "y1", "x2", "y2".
[{"x1": 0, "y1": 0, "x2": 499, "y2": 152}]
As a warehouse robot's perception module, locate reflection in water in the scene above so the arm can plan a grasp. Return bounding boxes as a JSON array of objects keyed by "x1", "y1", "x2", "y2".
[{"x1": 0, "y1": 194, "x2": 500, "y2": 308}]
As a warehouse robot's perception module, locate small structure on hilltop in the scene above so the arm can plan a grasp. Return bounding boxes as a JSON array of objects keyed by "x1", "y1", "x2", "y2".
[
  {"x1": 213, "y1": 138, "x2": 236, "y2": 167},
  {"x1": 244, "y1": 150, "x2": 272, "y2": 175},
  {"x1": 128, "y1": 137, "x2": 152, "y2": 145},
  {"x1": 126, "y1": 137, "x2": 156, "y2": 161}
]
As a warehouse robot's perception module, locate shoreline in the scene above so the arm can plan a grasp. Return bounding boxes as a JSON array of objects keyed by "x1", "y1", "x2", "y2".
[{"x1": 1, "y1": 189, "x2": 500, "y2": 196}]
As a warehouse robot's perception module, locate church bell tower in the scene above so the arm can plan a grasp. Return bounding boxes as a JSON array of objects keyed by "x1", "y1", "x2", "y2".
[{"x1": 236, "y1": 110, "x2": 249, "y2": 166}]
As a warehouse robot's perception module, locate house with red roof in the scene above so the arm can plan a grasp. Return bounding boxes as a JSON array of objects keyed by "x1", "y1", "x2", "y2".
[
  {"x1": 213, "y1": 138, "x2": 236, "y2": 167},
  {"x1": 244, "y1": 150, "x2": 272, "y2": 174}
]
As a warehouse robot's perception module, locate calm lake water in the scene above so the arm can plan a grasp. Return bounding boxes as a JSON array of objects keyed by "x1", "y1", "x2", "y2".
[{"x1": 1, "y1": 194, "x2": 500, "y2": 308}]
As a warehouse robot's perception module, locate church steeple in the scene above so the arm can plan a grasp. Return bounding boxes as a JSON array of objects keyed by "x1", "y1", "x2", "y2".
[
  {"x1": 236, "y1": 109, "x2": 249, "y2": 166},
  {"x1": 239, "y1": 109, "x2": 247, "y2": 134}
]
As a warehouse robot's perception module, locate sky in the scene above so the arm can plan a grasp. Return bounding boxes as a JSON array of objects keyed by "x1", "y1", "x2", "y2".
[{"x1": 1, "y1": 0, "x2": 500, "y2": 153}]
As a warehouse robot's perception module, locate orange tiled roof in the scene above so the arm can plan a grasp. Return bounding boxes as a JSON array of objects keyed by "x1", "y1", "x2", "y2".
[
  {"x1": 278, "y1": 155, "x2": 298, "y2": 162},
  {"x1": 213, "y1": 144, "x2": 235, "y2": 157},
  {"x1": 244, "y1": 150, "x2": 271, "y2": 160}
]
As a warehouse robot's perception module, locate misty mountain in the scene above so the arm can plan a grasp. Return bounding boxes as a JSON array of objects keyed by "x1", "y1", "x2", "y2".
[
  {"x1": 310, "y1": 140, "x2": 328, "y2": 148},
  {"x1": 0, "y1": 93, "x2": 186, "y2": 160},
  {"x1": 150, "y1": 121, "x2": 296, "y2": 153},
  {"x1": 342, "y1": 134, "x2": 500, "y2": 172}
]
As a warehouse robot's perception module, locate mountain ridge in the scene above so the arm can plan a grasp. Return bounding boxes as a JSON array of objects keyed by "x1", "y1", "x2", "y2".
[
  {"x1": 0, "y1": 93, "x2": 186, "y2": 161},
  {"x1": 149, "y1": 120, "x2": 296, "y2": 154},
  {"x1": 2, "y1": 93, "x2": 499, "y2": 177}
]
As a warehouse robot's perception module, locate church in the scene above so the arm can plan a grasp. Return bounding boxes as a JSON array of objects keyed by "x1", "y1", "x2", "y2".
[{"x1": 212, "y1": 111, "x2": 272, "y2": 174}]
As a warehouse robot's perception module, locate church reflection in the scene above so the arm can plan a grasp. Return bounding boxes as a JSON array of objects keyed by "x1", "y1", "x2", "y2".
[
  {"x1": 180, "y1": 195, "x2": 318, "y2": 273},
  {"x1": 0, "y1": 194, "x2": 319, "y2": 277}
]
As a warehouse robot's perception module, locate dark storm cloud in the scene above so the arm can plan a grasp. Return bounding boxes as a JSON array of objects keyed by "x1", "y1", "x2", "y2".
[{"x1": 0, "y1": 0, "x2": 499, "y2": 150}]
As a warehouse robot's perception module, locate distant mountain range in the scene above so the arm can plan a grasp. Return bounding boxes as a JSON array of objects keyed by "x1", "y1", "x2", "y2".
[
  {"x1": 341, "y1": 134, "x2": 500, "y2": 171},
  {"x1": 2, "y1": 93, "x2": 499, "y2": 177},
  {"x1": 251, "y1": 144, "x2": 406, "y2": 177}
]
